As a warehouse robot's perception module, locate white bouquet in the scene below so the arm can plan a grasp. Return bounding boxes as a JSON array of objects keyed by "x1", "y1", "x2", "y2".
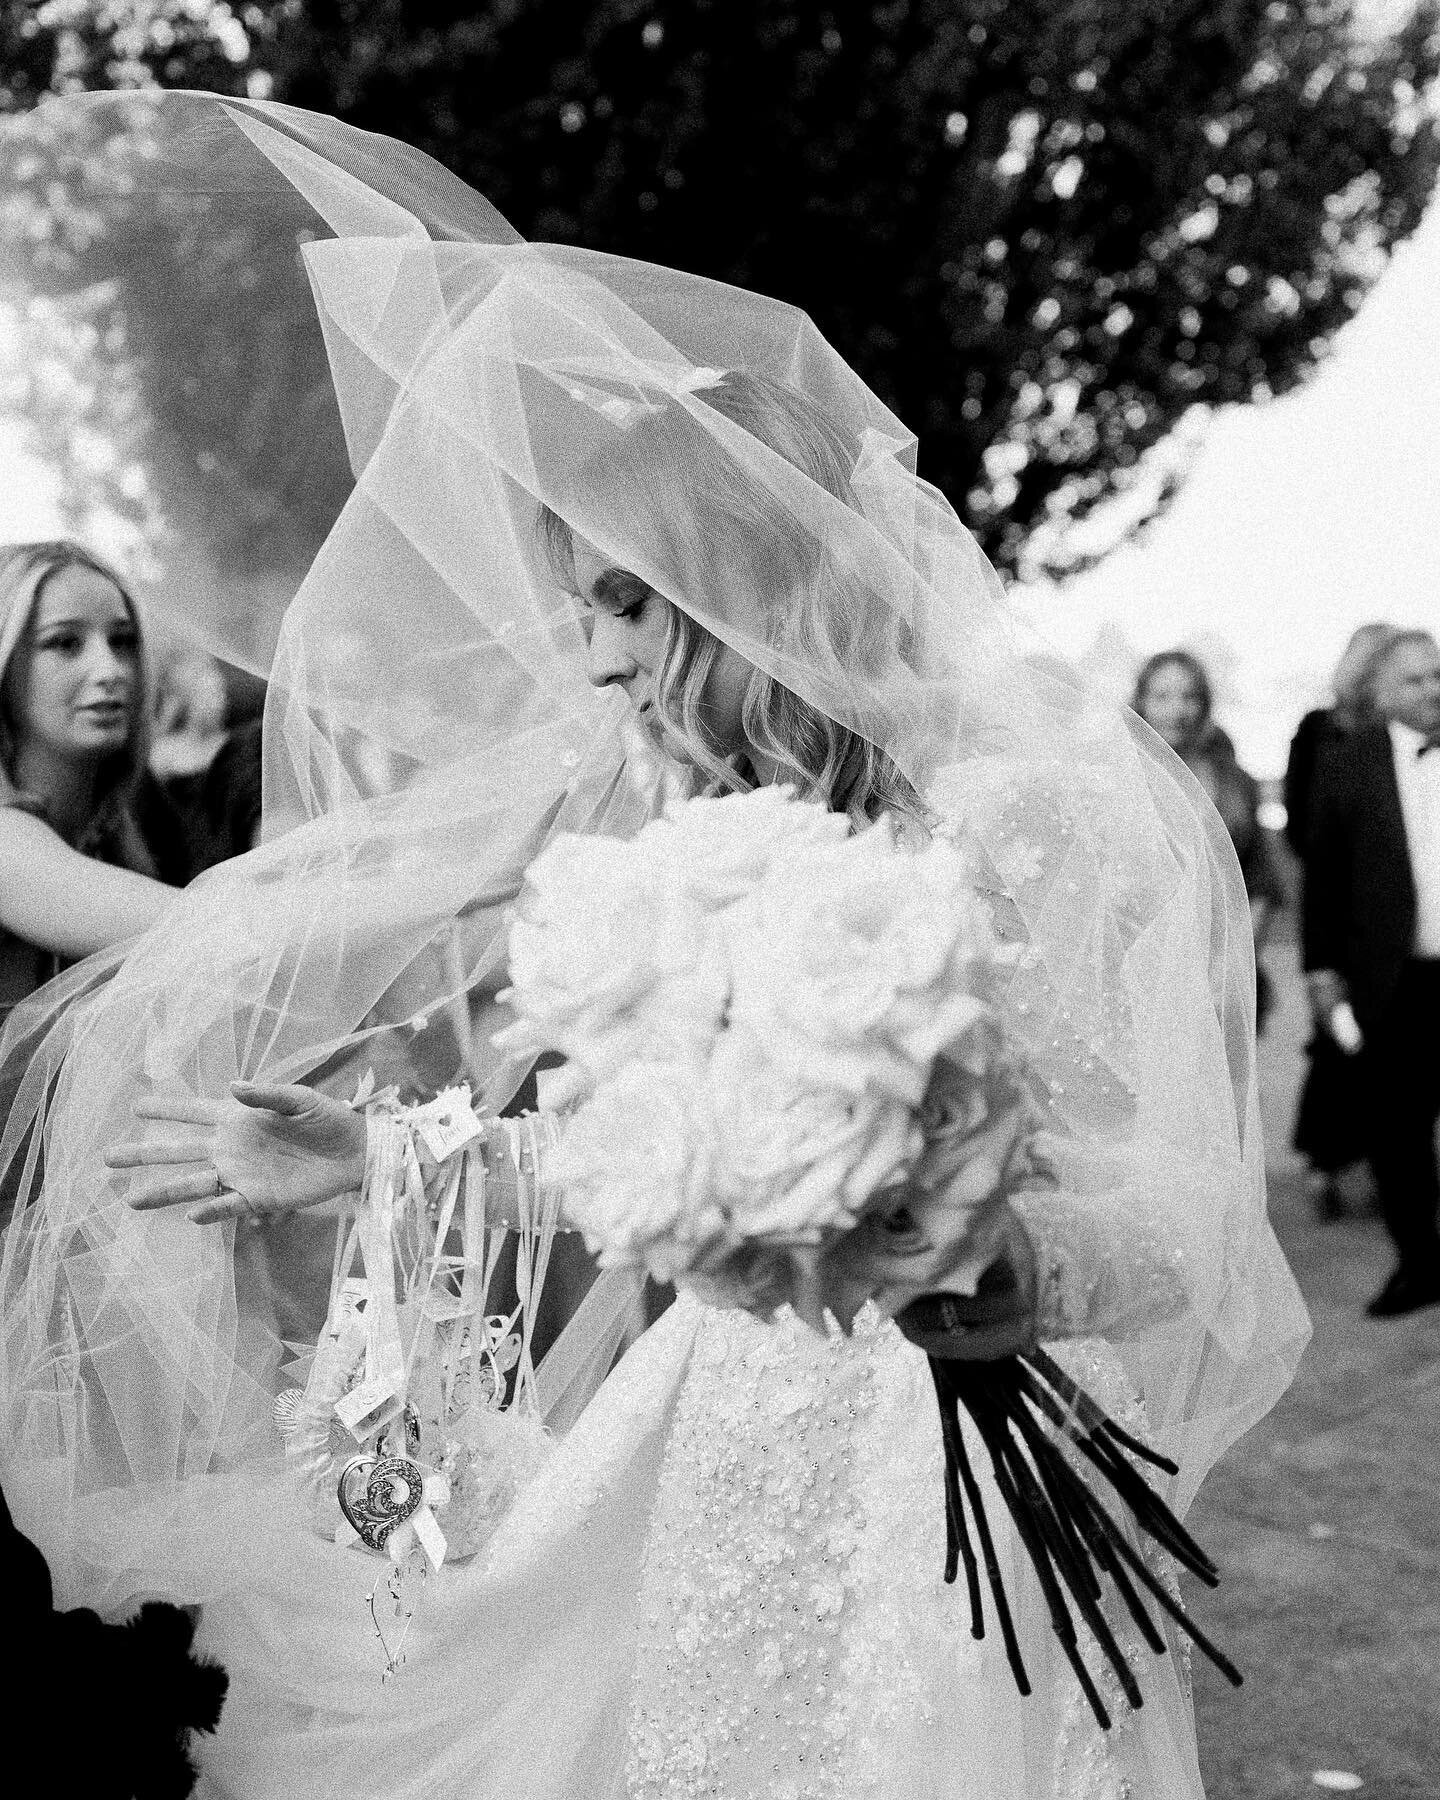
[
  {"x1": 498, "y1": 786, "x2": 1040, "y2": 1331},
  {"x1": 500, "y1": 787, "x2": 1243, "y2": 1729}
]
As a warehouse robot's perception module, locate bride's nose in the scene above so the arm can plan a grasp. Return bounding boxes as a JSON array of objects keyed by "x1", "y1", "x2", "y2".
[{"x1": 586, "y1": 613, "x2": 637, "y2": 690}]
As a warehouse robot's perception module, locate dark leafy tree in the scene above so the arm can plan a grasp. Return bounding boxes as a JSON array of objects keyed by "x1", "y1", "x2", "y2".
[{"x1": 4, "y1": 0, "x2": 1439, "y2": 573}]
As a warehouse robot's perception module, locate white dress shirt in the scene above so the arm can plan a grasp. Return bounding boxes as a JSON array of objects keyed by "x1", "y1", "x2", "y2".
[{"x1": 1389, "y1": 720, "x2": 1440, "y2": 957}]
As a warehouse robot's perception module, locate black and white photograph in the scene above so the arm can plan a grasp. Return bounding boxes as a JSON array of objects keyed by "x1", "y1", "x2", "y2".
[{"x1": 0, "y1": 5, "x2": 1436, "y2": 1796}]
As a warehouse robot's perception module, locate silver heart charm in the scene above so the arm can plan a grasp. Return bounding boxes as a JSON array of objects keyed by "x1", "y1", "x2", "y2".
[{"x1": 337, "y1": 1453, "x2": 426, "y2": 1552}]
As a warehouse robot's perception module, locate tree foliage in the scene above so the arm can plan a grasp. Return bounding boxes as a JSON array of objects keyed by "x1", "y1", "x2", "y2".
[{"x1": 5, "y1": 0, "x2": 1440, "y2": 572}]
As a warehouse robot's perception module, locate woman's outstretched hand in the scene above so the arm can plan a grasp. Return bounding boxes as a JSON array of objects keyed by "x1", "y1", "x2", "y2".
[{"x1": 105, "y1": 1083, "x2": 368, "y2": 1224}]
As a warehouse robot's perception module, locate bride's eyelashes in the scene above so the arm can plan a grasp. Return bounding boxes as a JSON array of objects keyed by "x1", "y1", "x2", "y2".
[{"x1": 590, "y1": 567, "x2": 653, "y2": 622}]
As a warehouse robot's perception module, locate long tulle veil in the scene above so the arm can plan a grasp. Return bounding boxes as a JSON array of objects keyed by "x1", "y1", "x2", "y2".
[{"x1": 0, "y1": 90, "x2": 1306, "y2": 1792}]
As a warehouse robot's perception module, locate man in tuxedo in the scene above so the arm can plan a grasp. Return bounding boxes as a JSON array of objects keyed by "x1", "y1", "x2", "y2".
[{"x1": 1304, "y1": 629, "x2": 1440, "y2": 1316}]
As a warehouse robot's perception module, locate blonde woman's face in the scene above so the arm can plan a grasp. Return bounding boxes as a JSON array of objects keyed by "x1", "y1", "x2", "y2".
[
  {"x1": 1139, "y1": 660, "x2": 1204, "y2": 751},
  {"x1": 569, "y1": 537, "x2": 753, "y2": 762},
  {"x1": 6, "y1": 566, "x2": 140, "y2": 762}
]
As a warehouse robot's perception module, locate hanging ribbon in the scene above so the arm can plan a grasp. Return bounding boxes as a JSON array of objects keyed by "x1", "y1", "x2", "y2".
[{"x1": 293, "y1": 1084, "x2": 565, "y2": 1587}]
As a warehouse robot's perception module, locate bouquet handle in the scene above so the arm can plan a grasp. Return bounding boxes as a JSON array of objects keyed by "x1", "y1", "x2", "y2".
[{"x1": 905, "y1": 1316, "x2": 1243, "y2": 1731}]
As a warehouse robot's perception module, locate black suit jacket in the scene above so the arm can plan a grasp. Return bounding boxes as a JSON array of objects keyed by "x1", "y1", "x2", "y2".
[
  {"x1": 1284, "y1": 707, "x2": 1339, "y2": 857},
  {"x1": 1302, "y1": 724, "x2": 1417, "y2": 1028}
]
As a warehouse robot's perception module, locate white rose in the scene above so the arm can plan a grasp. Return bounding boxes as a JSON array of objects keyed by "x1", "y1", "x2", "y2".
[
  {"x1": 528, "y1": 928, "x2": 734, "y2": 1100},
  {"x1": 876, "y1": 845, "x2": 1002, "y2": 1071},
  {"x1": 634, "y1": 786, "x2": 850, "y2": 911},
  {"x1": 705, "y1": 1023, "x2": 920, "y2": 1239},
  {"x1": 498, "y1": 833, "x2": 722, "y2": 1079},
  {"x1": 550, "y1": 1061, "x2": 724, "y2": 1281},
  {"x1": 726, "y1": 830, "x2": 995, "y2": 1104}
]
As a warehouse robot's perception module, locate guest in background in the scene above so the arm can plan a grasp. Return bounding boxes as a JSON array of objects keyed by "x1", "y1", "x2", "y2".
[
  {"x1": 180, "y1": 714, "x2": 264, "y2": 875},
  {"x1": 1284, "y1": 621, "x2": 1394, "y2": 857},
  {"x1": 1132, "y1": 648, "x2": 1285, "y2": 1031},
  {"x1": 1304, "y1": 629, "x2": 1440, "y2": 1317},
  {"x1": 1286, "y1": 623, "x2": 1394, "y2": 1216},
  {"x1": 149, "y1": 647, "x2": 230, "y2": 781},
  {"x1": 0, "y1": 541, "x2": 175, "y2": 1018},
  {"x1": 139, "y1": 708, "x2": 264, "y2": 883}
]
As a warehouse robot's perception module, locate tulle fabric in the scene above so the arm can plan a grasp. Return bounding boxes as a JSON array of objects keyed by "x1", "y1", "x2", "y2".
[{"x1": 0, "y1": 91, "x2": 1307, "y2": 1795}]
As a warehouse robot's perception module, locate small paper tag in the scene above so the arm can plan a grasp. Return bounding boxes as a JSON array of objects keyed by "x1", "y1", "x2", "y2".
[
  {"x1": 335, "y1": 1376, "x2": 404, "y2": 1440},
  {"x1": 412, "y1": 1505, "x2": 448, "y2": 1572},
  {"x1": 333, "y1": 1278, "x2": 368, "y2": 1327},
  {"x1": 410, "y1": 1086, "x2": 484, "y2": 1164}
]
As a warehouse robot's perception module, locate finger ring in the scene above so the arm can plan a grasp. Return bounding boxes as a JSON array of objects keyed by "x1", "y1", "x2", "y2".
[{"x1": 211, "y1": 1167, "x2": 224, "y2": 1197}]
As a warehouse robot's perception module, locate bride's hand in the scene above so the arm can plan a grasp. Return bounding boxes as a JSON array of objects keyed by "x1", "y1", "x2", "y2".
[
  {"x1": 891, "y1": 1208, "x2": 1039, "y2": 1361},
  {"x1": 105, "y1": 1082, "x2": 368, "y2": 1224}
]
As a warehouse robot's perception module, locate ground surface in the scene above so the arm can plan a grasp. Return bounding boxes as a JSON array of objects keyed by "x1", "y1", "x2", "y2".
[{"x1": 1189, "y1": 944, "x2": 1440, "y2": 1800}]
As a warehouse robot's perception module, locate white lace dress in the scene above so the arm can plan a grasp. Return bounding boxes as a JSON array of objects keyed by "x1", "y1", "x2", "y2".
[
  {"x1": 622, "y1": 1294, "x2": 1207, "y2": 1800},
  {"x1": 186, "y1": 1271, "x2": 1206, "y2": 1800}
]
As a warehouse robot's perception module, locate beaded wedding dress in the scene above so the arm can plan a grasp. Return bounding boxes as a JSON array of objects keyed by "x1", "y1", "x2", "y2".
[
  {"x1": 0, "y1": 94, "x2": 1306, "y2": 1799},
  {"x1": 622, "y1": 1300, "x2": 1206, "y2": 1800}
]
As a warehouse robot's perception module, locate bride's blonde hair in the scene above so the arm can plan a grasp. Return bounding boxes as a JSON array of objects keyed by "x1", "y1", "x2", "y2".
[{"x1": 542, "y1": 371, "x2": 924, "y2": 825}]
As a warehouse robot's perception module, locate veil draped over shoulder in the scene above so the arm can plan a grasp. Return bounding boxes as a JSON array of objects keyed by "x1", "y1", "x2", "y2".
[{"x1": 0, "y1": 92, "x2": 1306, "y2": 1794}]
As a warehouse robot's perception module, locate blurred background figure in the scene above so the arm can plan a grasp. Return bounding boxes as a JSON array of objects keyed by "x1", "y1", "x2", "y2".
[
  {"x1": 1284, "y1": 623, "x2": 1395, "y2": 859},
  {"x1": 1303, "y1": 628, "x2": 1440, "y2": 1317},
  {"x1": 149, "y1": 647, "x2": 230, "y2": 782},
  {"x1": 1132, "y1": 647, "x2": 1285, "y2": 1032},
  {"x1": 1285, "y1": 623, "x2": 1394, "y2": 1218},
  {"x1": 145, "y1": 713, "x2": 264, "y2": 881},
  {"x1": 0, "y1": 540, "x2": 176, "y2": 1020},
  {"x1": 187, "y1": 715, "x2": 263, "y2": 868},
  {"x1": 141, "y1": 643, "x2": 266, "y2": 882}
]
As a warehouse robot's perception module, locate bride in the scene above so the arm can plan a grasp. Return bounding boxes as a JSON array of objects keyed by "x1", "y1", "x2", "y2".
[{"x1": 0, "y1": 94, "x2": 1307, "y2": 1800}]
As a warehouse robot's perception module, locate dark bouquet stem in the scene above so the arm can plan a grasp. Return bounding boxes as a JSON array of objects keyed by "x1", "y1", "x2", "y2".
[{"x1": 922, "y1": 1342, "x2": 1242, "y2": 1730}]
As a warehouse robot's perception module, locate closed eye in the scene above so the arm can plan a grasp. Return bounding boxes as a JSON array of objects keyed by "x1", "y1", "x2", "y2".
[{"x1": 592, "y1": 567, "x2": 653, "y2": 621}]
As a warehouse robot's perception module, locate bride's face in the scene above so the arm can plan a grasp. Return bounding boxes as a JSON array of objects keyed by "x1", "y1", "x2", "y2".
[{"x1": 568, "y1": 537, "x2": 754, "y2": 762}]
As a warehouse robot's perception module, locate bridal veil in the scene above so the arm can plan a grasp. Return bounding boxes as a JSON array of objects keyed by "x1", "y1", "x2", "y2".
[{"x1": 0, "y1": 91, "x2": 1306, "y2": 1793}]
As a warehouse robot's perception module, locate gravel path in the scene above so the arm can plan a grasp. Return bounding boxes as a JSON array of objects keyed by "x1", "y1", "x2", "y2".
[{"x1": 1189, "y1": 945, "x2": 1440, "y2": 1799}]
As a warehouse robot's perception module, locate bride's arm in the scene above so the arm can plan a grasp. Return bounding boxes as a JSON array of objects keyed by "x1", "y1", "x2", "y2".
[
  {"x1": 107, "y1": 1079, "x2": 573, "y2": 1228},
  {"x1": 885, "y1": 1177, "x2": 1194, "y2": 1368},
  {"x1": 1010, "y1": 1183, "x2": 1189, "y2": 1343},
  {"x1": 109, "y1": 1073, "x2": 1190, "y2": 1352}
]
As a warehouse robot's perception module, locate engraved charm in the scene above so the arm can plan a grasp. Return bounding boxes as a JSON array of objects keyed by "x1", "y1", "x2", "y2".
[{"x1": 337, "y1": 1453, "x2": 427, "y2": 1552}]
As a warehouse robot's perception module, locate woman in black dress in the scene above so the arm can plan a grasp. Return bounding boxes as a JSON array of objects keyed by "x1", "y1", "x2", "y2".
[
  {"x1": 1285, "y1": 623, "x2": 1395, "y2": 1215},
  {"x1": 0, "y1": 541, "x2": 175, "y2": 1022},
  {"x1": 0, "y1": 543, "x2": 226, "y2": 1791}
]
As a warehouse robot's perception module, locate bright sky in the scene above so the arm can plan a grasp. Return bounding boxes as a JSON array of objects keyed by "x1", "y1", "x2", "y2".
[
  {"x1": 2, "y1": 177, "x2": 1436, "y2": 782},
  {"x1": 0, "y1": 417, "x2": 61, "y2": 537},
  {"x1": 1015, "y1": 195, "x2": 1440, "y2": 778}
]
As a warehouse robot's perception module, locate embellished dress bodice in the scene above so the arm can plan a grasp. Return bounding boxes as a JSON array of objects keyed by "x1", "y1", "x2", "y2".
[{"x1": 624, "y1": 1296, "x2": 1186, "y2": 1800}]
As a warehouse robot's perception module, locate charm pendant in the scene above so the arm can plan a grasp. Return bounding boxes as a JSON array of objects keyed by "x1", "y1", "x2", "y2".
[{"x1": 337, "y1": 1453, "x2": 427, "y2": 1552}]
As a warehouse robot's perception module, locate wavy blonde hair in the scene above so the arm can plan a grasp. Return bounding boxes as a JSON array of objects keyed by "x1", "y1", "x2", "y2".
[
  {"x1": 1331, "y1": 621, "x2": 1394, "y2": 731},
  {"x1": 541, "y1": 371, "x2": 925, "y2": 826}
]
